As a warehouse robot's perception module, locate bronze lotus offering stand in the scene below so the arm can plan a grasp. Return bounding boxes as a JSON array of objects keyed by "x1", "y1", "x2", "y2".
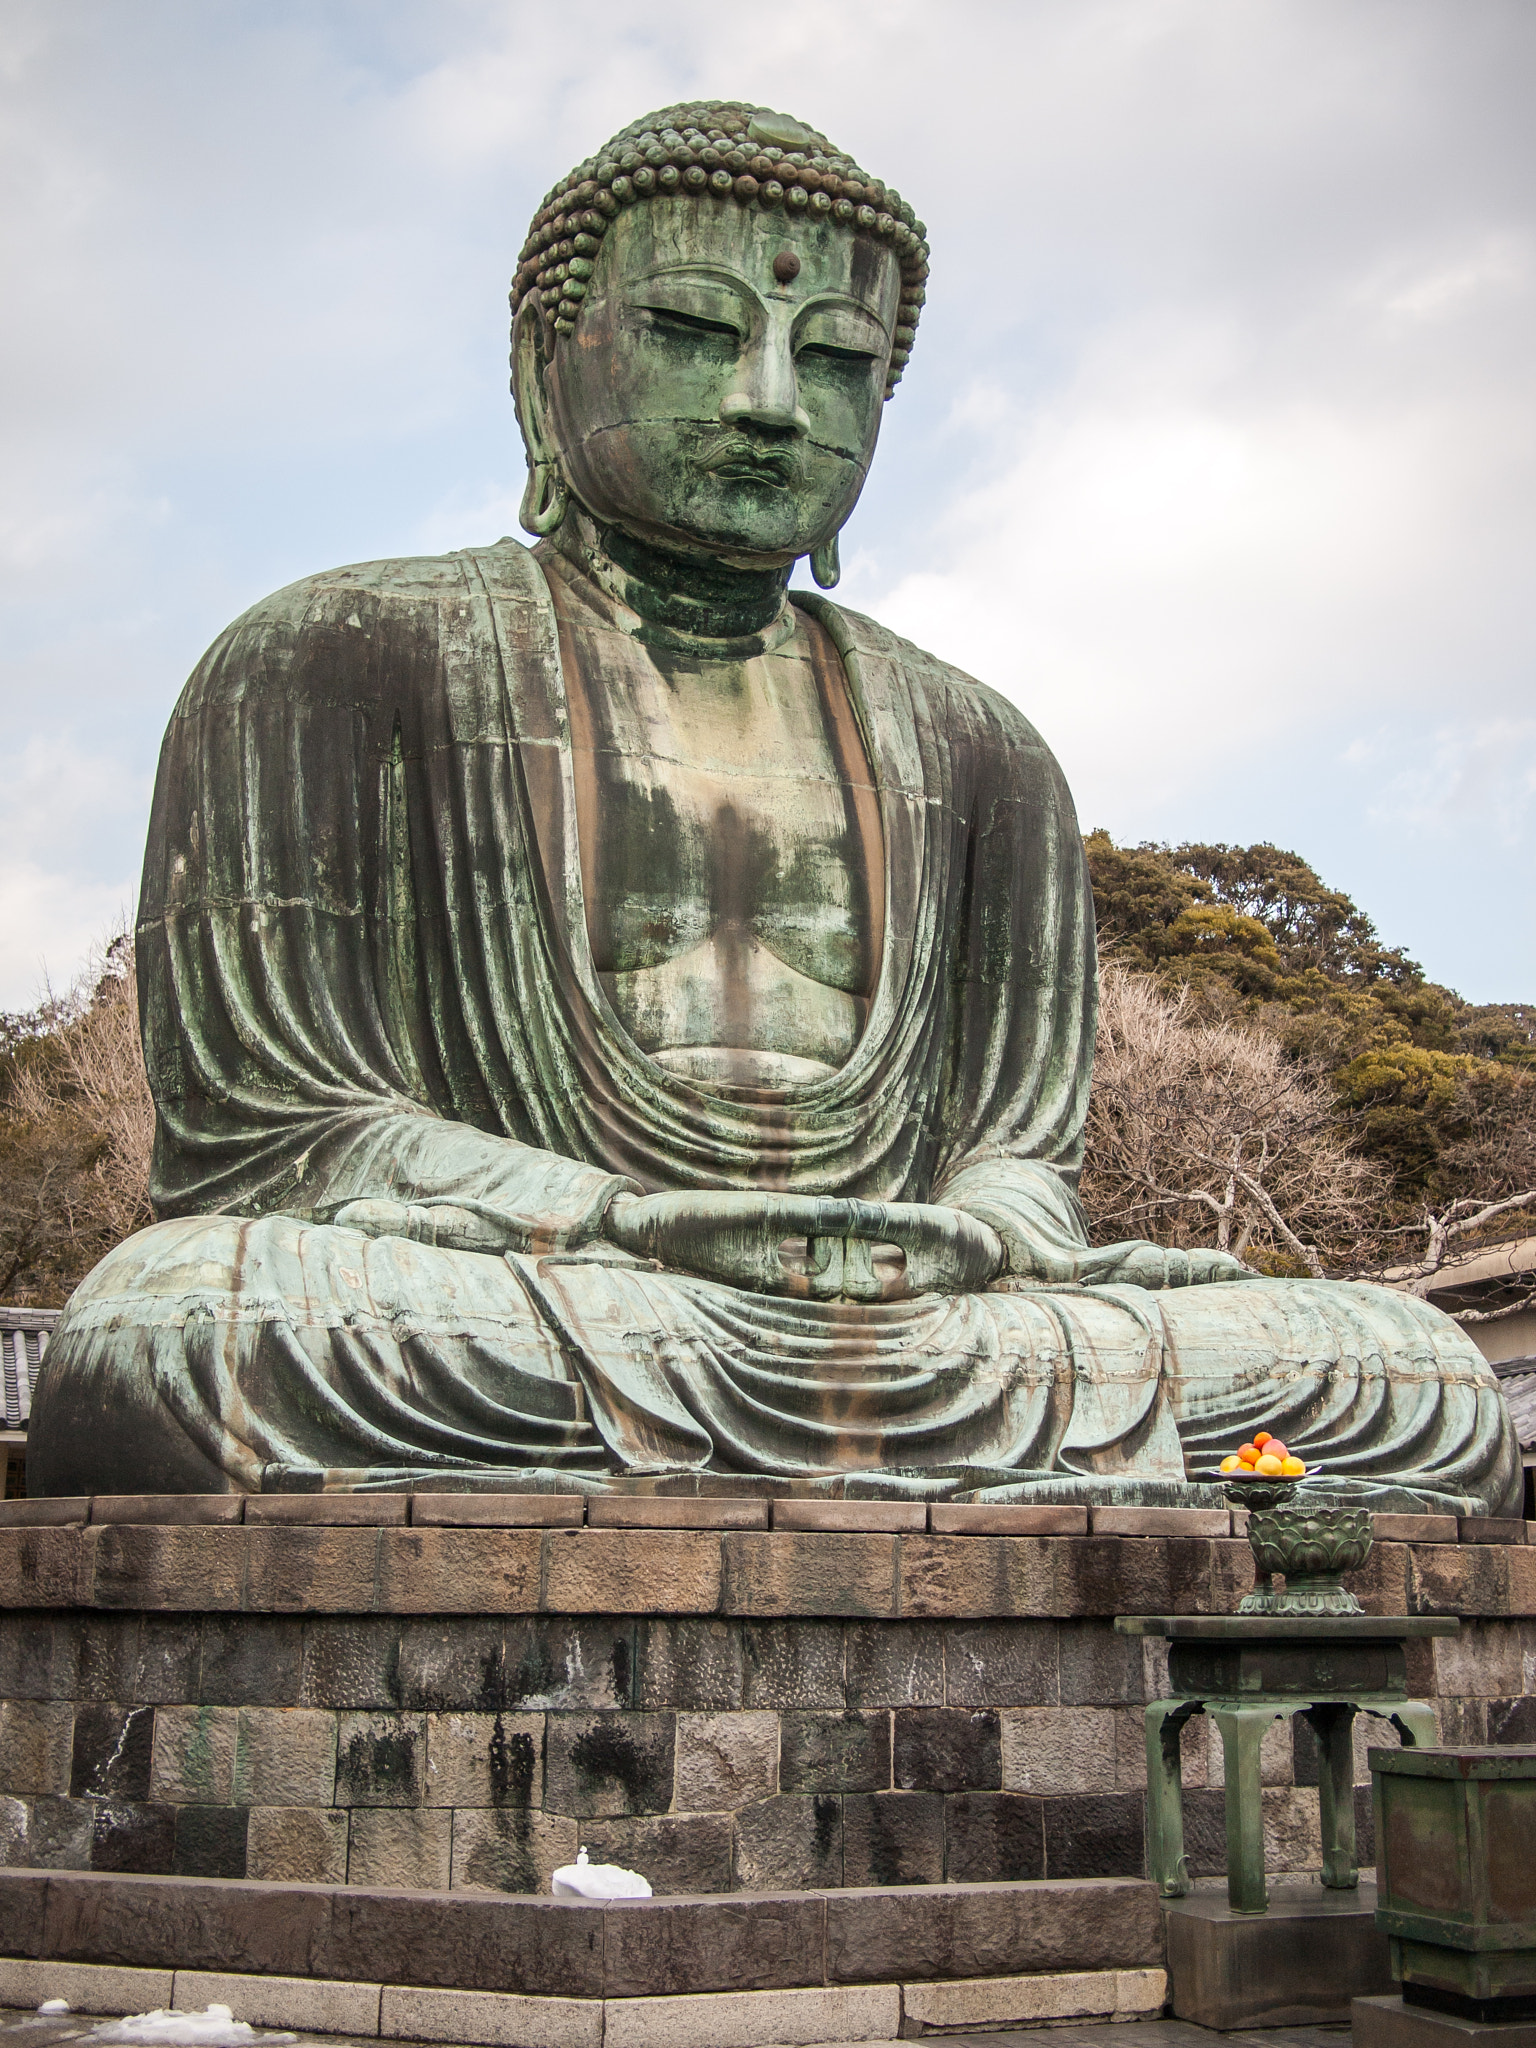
[{"x1": 1215, "y1": 1468, "x2": 1376, "y2": 1617}]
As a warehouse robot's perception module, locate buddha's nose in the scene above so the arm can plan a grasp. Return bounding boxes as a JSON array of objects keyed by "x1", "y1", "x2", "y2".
[{"x1": 721, "y1": 337, "x2": 810, "y2": 437}]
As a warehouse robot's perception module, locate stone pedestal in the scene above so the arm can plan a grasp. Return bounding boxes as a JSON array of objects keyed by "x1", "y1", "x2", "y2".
[
  {"x1": 1163, "y1": 1884, "x2": 1393, "y2": 2028},
  {"x1": 0, "y1": 1495, "x2": 1531, "y2": 1896},
  {"x1": 1355, "y1": 1994, "x2": 1536, "y2": 2048}
]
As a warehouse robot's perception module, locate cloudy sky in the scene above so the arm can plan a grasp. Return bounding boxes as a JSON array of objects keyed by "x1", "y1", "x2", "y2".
[{"x1": 3, "y1": 0, "x2": 1532, "y2": 1009}]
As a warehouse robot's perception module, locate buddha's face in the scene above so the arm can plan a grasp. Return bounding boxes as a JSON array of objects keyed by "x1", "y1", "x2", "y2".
[{"x1": 518, "y1": 197, "x2": 902, "y2": 567}]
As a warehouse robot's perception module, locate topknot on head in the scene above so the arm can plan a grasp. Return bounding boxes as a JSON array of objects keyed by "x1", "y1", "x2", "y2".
[{"x1": 510, "y1": 101, "x2": 928, "y2": 401}]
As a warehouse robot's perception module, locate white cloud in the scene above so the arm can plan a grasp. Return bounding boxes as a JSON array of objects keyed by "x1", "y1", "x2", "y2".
[
  {"x1": 857, "y1": 306, "x2": 1533, "y2": 822},
  {"x1": 1373, "y1": 233, "x2": 1534, "y2": 324},
  {"x1": 0, "y1": 735, "x2": 144, "y2": 1009},
  {"x1": 1, "y1": 0, "x2": 1532, "y2": 1001},
  {"x1": 1363, "y1": 719, "x2": 1536, "y2": 844}
]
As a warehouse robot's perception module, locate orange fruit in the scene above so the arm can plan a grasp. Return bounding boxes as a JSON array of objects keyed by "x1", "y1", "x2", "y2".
[
  {"x1": 1254, "y1": 1452, "x2": 1284, "y2": 1476},
  {"x1": 1281, "y1": 1455, "x2": 1306, "y2": 1477},
  {"x1": 1253, "y1": 1431, "x2": 1272, "y2": 1448},
  {"x1": 1238, "y1": 1442, "x2": 1258, "y2": 1461}
]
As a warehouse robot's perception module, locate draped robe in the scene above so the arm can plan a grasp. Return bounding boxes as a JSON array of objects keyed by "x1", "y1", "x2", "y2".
[{"x1": 28, "y1": 539, "x2": 1520, "y2": 1512}]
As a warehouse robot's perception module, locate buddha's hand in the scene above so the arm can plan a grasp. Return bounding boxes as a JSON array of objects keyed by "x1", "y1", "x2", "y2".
[
  {"x1": 859, "y1": 1202, "x2": 1007, "y2": 1298},
  {"x1": 332, "y1": 1198, "x2": 518, "y2": 1253},
  {"x1": 604, "y1": 1191, "x2": 1004, "y2": 1302},
  {"x1": 1079, "y1": 1240, "x2": 1253, "y2": 1289},
  {"x1": 604, "y1": 1190, "x2": 850, "y2": 1294}
]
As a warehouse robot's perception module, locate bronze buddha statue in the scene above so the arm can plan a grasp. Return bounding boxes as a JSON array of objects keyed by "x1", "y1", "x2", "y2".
[{"x1": 29, "y1": 103, "x2": 1518, "y2": 1511}]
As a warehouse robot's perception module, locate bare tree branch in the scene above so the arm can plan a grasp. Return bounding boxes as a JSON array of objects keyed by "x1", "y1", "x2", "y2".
[
  {"x1": 1452, "y1": 1289, "x2": 1536, "y2": 1328},
  {"x1": 1080, "y1": 963, "x2": 1381, "y2": 1270}
]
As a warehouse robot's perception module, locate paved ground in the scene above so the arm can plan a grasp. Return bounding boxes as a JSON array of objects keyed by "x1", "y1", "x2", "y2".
[
  {"x1": 892, "y1": 2026, "x2": 1352, "y2": 2048},
  {"x1": 4, "y1": 2008, "x2": 1360, "y2": 2047}
]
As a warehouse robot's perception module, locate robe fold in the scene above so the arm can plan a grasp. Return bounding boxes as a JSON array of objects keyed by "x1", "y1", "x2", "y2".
[{"x1": 28, "y1": 539, "x2": 1520, "y2": 1513}]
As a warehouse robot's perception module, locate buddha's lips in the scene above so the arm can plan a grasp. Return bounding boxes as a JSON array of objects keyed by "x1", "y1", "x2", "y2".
[{"x1": 698, "y1": 432, "x2": 802, "y2": 488}]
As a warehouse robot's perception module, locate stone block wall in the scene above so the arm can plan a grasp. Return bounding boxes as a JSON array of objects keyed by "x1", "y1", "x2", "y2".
[{"x1": 0, "y1": 1496, "x2": 1533, "y2": 1894}]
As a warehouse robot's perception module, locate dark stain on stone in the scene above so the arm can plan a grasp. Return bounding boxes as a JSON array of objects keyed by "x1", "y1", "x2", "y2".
[
  {"x1": 510, "y1": 1633, "x2": 558, "y2": 1705},
  {"x1": 610, "y1": 1636, "x2": 632, "y2": 1706},
  {"x1": 462, "y1": 1806, "x2": 536, "y2": 1894},
  {"x1": 343, "y1": 1725, "x2": 418, "y2": 1802},
  {"x1": 813, "y1": 1792, "x2": 840, "y2": 1860},
  {"x1": 476, "y1": 1644, "x2": 511, "y2": 1712},
  {"x1": 570, "y1": 1720, "x2": 653, "y2": 1803},
  {"x1": 862, "y1": 1801, "x2": 904, "y2": 1886},
  {"x1": 488, "y1": 1715, "x2": 536, "y2": 1808}
]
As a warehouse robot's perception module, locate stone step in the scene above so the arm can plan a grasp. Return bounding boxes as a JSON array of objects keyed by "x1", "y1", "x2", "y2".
[{"x1": 0, "y1": 1870, "x2": 1165, "y2": 2046}]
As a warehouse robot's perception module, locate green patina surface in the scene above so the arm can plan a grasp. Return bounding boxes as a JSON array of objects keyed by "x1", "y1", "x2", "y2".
[
  {"x1": 1123, "y1": 1615, "x2": 1449, "y2": 1916},
  {"x1": 1374, "y1": 1745, "x2": 1536, "y2": 2014},
  {"x1": 24, "y1": 102, "x2": 1520, "y2": 1511}
]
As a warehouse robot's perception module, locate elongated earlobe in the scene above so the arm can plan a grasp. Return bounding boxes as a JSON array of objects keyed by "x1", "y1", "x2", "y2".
[
  {"x1": 810, "y1": 534, "x2": 841, "y2": 589},
  {"x1": 520, "y1": 458, "x2": 569, "y2": 537},
  {"x1": 512, "y1": 295, "x2": 570, "y2": 538}
]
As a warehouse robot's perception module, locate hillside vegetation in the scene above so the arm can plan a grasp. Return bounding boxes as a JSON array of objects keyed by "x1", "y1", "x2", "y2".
[{"x1": 1085, "y1": 832, "x2": 1536, "y2": 1281}]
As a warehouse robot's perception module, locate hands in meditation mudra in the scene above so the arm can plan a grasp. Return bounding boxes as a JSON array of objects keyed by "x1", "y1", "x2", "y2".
[{"x1": 31, "y1": 103, "x2": 1517, "y2": 1511}]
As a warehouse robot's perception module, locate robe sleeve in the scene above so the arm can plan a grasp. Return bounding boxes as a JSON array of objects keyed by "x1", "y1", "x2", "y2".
[
  {"x1": 136, "y1": 552, "x2": 633, "y2": 1248},
  {"x1": 916, "y1": 666, "x2": 1103, "y2": 1279}
]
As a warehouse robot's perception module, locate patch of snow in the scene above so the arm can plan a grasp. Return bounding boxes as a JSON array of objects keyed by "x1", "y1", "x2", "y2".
[
  {"x1": 36, "y1": 2002, "x2": 71, "y2": 2016},
  {"x1": 88, "y1": 2008, "x2": 295, "y2": 2046},
  {"x1": 551, "y1": 1845, "x2": 651, "y2": 1899}
]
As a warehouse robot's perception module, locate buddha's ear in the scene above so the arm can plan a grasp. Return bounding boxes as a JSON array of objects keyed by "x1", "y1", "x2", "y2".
[{"x1": 512, "y1": 297, "x2": 570, "y2": 537}]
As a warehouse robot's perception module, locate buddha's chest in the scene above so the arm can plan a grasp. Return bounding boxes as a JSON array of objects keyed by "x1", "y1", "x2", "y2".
[{"x1": 563, "y1": 619, "x2": 883, "y2": 1077}]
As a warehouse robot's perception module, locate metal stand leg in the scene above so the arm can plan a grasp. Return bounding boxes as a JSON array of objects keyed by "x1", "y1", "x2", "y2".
[
  {"x1": 1211, "y1": 1705, "x2": 1279, "y2": 1914},
  {"x1": 1145, "y1": 1700, "x2": 1200, "y2": 1897},
  {"x1": 1307, "y1": 1702, "x2": 1360, "y2": 1889},
  {"x1": 1391, "y1": 1700, "x2": 1438, "y2": 1748}
]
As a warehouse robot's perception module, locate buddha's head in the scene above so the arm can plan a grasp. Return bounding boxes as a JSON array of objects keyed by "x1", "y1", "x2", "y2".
[{"x1": 510, "y1": 103, "x2": 928, "y2": 586}]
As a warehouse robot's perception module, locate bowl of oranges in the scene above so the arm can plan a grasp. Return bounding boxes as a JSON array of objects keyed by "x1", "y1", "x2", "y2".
[
  {"x1": 1220, "y1": 1432, "x2": 1308, "y2": 1480},
  {"x1": 1206, "y1": 1433, "x2": 1316, "y2": 1511}
]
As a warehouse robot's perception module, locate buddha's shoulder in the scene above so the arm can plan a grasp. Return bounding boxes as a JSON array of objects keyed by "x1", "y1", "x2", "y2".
[
  {"x1": 808, "y1": 597, "x2": 1060, "y2": 764},
  {"x1": 177, "y1": 540, "x2": 541, "y2": 712},
  {"x1": 221, "y1": 537, "x2": 537, "y2": 637}
]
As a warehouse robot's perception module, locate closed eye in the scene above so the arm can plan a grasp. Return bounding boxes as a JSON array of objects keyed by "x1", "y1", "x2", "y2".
[
  {"x1": 797, "y1": 341, "x2": 881, "y2": 363},
  {"x1": 647, "y1": 307, "x2": 741, "y2": 341}
]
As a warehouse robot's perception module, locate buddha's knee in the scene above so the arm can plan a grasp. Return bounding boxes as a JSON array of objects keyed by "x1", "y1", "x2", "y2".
[
  {"x1": 62, "y1": 1213, "x2": 267, "y2": 1317},
  {"x1": 29, "y1": 1219, "x2": 254, "y2": 1498},
  {"x1": 28, "y1": 1214, "x2": 309, "y2": 1498}
]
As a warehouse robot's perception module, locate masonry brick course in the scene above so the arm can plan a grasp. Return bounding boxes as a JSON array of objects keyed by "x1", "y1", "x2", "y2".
[
  {"x1": 335, "y1": 1713, "x2": 425, "y2": 1808},
  {"x1": 580, "y1": 1812, "x2": 730, "y2": 1896},
  {"x1": 235, "y1": 1708, "x2": 338, "y2": 1808},
  {"x1": 779, "y1": 1710, "x2": 888, "y2": 1795},
  {"x1": 171, "y1": 1803, "x2": 248, "y2": 1879},
  {"x1": 450, "y1": 1805, "x2": 575, "y2": 1894},
  {"x1": 346, "y1": 1806, "x2": 452, "y2": 1890},
  {"x1": 675, "y1": 1711, "x2": 778, "y2": 1810},
  {"x1": 150, "y1": 1705, "x2": 237, "y2": 1805},
  {"x1": 0, "y1": 1868, "x2": 1168, "y2": 2019},
  {"x1": 425, "y1": 1712, "x2": 544, "y2": 1809},
  {"x1": 543, "y1": 1712, "x2": 676, "y2": 1818},
  {"x1": 245, "y1": 1804, "x2": 347, "y2": 1884},
  {"x1": 842, "y1": 1789, "x2": 944, "y2": 1886},
  {"x1": 0, "y1": 1613, "x2": 1513, "y2": 1890},
  {"x1": 0, "y1": 1700, "x2": 74, "y2": 1797},
  {"x1": 0, "y1": 1514, "x2": 1530, "y2": 1894}
]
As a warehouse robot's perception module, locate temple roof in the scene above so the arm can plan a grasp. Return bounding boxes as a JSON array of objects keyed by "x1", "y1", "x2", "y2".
[
  {"x1": 0, "y1": 1307, "x2": 58, "y2": 1430},
  {"x1": 1492, "y1": 1355, "x2": 1536, "y2": 1452}
]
